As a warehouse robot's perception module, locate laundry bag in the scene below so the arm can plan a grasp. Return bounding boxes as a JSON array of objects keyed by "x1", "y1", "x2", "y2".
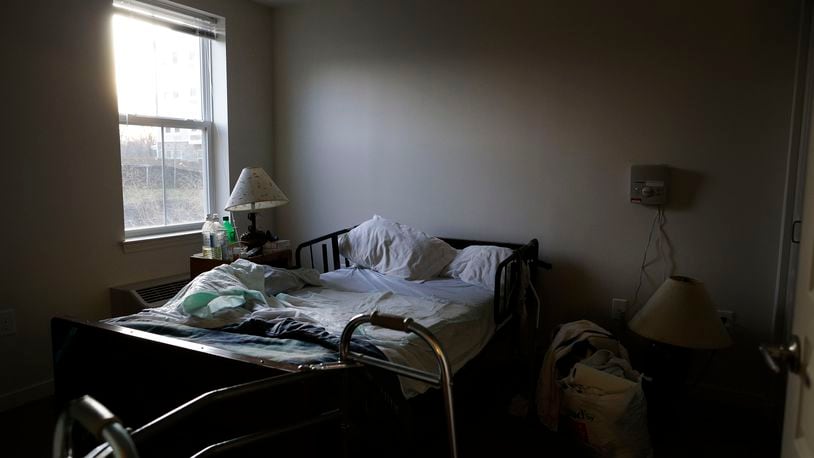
[
  {"x1": 559, "y1": 363, "x2": 652, "y2": 458},
  {"x1": 536, "y1": 320, "x2": 652, "y2": 458}
]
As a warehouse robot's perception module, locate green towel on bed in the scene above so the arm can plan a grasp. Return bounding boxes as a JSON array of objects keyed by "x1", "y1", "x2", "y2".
[
  {"x1": 177, "y1": 259, "x2": 269, "y2": 319},
  {"x1": 182, "y1": 288, "x2": 268, "y2": 318}
]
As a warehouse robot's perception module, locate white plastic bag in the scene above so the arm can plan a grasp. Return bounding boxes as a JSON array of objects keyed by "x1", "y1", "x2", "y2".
[{"x1": 559, "y1": 364, "x2": 652, "y2": 458}]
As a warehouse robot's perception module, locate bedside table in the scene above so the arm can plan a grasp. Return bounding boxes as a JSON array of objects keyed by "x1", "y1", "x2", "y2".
[{"x1": 189, "y1": 249, "x2": 292, "y2": 278}]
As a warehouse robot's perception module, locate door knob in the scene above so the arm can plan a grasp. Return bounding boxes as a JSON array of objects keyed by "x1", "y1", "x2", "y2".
[{"x1": 759, "y1": 335, "x2": 801, "y2": 374}]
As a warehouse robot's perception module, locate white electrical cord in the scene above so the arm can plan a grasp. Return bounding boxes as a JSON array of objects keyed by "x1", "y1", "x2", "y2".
[
  {"x1": 654, "y1": 206, "x2": 674, "y2": 280},
  {"x1": 632, "y1": 206, "x2": 677, "y2": 308}
]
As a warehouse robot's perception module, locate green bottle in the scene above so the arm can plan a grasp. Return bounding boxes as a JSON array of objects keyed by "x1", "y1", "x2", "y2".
[{"x1": 222, "y1": 216, "x2": 237, "y2": 243}]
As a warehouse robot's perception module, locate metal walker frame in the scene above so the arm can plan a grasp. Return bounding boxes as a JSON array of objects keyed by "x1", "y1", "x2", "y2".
[
  {"x1": 336, "y1": 311, "x2": 458, "y2": 458},
  {"x1": 53, "y1": 395, "x2": 139, "y2": 458}
]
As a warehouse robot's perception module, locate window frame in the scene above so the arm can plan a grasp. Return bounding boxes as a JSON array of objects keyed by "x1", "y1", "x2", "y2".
[{"x1": 115, "y1": 20, "x2": 215, "y2": 239}]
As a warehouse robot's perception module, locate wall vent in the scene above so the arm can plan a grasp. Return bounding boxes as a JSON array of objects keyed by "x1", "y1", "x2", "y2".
[{"x1": 110, "y1": 274, "x2": 190, "y2": 317}]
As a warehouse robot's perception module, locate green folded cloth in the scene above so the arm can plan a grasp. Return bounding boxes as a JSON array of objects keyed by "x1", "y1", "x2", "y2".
[{"x1": 181, "y1": 288, "x2": 268, "y2": 318}]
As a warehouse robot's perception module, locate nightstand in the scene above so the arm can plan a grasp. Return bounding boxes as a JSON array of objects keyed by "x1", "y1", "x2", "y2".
[{"x1": 189, "y1": 249, "x2": 292, "y2": 278}]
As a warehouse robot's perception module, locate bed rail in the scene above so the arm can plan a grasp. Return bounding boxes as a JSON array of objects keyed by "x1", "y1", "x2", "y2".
[
  {"x1": 295, "y1": 227, "x2": 354, "y2": 272},
  {"x1": 493, "y1": 238, "x2": 551, "y2": 327}
]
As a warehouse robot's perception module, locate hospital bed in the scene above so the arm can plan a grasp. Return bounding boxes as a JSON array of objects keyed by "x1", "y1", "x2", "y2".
[{"x1": 51, "y1": 223, "x2": 550, "y2": 456}]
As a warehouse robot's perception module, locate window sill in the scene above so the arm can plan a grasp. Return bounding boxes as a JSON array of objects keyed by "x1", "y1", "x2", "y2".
[{"x1": 122, "y1": 230, "x2": 201, "y2": 253}]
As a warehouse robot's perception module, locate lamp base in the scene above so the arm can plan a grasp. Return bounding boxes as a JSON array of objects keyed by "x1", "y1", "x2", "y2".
[
  {"x1": 238, "y1": 212, "x2": 280, "y2": 249},
  {"x1": 239, "y1": 230, "x2": 267, "y2": 250},
  {"x1": 641, "y1": 342, "x2": 692, "y2": 441}
]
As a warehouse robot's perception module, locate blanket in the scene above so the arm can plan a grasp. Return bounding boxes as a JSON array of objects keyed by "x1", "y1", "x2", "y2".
[
  {"x1": 118, "y1": 316, "x2": 386, "y2": 365},
  {"x1": 219, "y1": 317, "x2": 386, "y2": 360}
]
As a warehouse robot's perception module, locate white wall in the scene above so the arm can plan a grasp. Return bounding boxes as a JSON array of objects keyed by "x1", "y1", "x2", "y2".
[
  {"x1": 0, "y1": 0, "x2": 274, "y2": 409},
  {"x1": 271, "y1": 0, "x2": 800, "y2": 399}
]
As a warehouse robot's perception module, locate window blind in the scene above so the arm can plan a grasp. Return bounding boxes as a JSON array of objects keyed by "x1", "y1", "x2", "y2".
[{"x1": 112, "y1": 0, "x2": 223, "y2": 39}]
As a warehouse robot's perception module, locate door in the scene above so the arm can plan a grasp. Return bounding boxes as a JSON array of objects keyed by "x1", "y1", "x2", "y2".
[
  {"x1": 769, "y1": 4, "x2": 814, "y2": 456},
  {"x1": 781, "y1": 93, "x2": 814, "y2": 458}
]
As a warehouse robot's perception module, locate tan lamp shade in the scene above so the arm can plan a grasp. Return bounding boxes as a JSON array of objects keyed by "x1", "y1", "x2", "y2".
[
  {"x1": 225, "y1": 167, "x2": 289, "y2": 211},
  {"x1": 628, "y1": 276, "x2": 732, "y2": 349}
]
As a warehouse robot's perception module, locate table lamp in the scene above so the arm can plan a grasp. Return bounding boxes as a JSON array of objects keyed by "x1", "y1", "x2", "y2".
[
  {"x1": 224, "y1": 167, "x2": 288, "y2": 249},
  {"x1": 629, "y1": 275, "x2": 732, "y2": 350},
  {"x1": 628, "y1": 275, "x2": 731, "y2": 436}
]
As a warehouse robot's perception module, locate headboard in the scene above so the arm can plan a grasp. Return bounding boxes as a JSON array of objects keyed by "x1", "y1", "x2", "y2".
[{"x1": 294, "y1": 228, "x2": 551, "y2": 326}]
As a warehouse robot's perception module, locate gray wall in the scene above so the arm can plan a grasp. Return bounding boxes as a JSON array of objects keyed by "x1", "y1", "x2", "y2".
[
  {"x1": 272, "y1": 0, "x2": 799, "y2": 398},
  {"x1": 0, "y1": 0, "x2": 274, "y2": 408}
]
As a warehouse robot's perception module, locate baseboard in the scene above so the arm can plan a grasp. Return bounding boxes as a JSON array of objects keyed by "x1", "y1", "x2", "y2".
[{"x1": 0, "y1": 379, "x2": 54, "y2": 413}]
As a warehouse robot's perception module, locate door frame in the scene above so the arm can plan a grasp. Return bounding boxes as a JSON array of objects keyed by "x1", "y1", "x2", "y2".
[{"x1": 774, "y1": 0, "x2": 814, "y2": 345}]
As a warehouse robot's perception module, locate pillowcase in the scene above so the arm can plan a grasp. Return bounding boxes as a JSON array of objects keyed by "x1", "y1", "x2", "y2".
[
  {"x1": 338, "y1": 215, "x2": 457, "y2": 281},
  {"x1": 444, "y1": 245, "x2": 514, "y2": 290}
]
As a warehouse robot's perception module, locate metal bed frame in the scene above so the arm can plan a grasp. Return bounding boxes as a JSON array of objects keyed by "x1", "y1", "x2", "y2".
[
  {"x1": 294, "y1": 228, "x2": 551, "y2": 328},
  {"x1": 51, "y1": 230, "x2": 551, "y2": 457},
  {"x1": 56, "y1": 311, "x2": 463, "y2": 458}
]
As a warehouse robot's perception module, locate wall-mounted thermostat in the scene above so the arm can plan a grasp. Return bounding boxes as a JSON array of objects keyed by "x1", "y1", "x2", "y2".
[{"x1": 630, "y1": 165, "x2": 669, "y2": 205}]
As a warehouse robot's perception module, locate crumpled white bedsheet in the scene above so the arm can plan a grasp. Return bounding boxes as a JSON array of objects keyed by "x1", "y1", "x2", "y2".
[
  {"x1": 277, "y1": 287, "x2": 493, "y2": 397},
  {"x1": 112, "y1": 262, "x2": 494, "y2": 398},
  {"x1": 112, "y1": 260, "x2": 324, "y2": 329}
]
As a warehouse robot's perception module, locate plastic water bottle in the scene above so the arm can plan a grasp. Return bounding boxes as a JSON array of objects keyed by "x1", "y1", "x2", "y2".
[
  {"x1": 210, "y1": 214, "x2": 225, "y2": 260},
  {"x1": 201, "y1": 214, "x2": 215, "y2": 258}
]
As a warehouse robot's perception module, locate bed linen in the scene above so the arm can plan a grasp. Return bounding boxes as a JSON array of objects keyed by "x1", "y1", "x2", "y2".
[
  {"x1": 110, "y1": 264, "x2": 496, "y2": 398},
  {"x1": 301, "y1": 267, "x2": 495, "y2": 395}
]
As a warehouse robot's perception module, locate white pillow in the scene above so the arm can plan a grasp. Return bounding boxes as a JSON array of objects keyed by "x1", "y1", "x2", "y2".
[
  {"x1": 444, "y1": 245, "x2": 514, "y2": 290},
  {"x1": 338, "y1": 215, "x2": 457, "y2": 281}
]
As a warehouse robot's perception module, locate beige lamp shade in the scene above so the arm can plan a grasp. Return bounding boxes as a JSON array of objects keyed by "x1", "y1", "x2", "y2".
[
  {"x1": 629, "y1": 276, "x2": 732, "y2": 349},
  {"x1": 224, "y1": 167, "x2": 288, "y2": 211}
]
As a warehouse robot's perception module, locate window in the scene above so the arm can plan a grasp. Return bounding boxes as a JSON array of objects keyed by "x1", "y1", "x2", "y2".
[{"x1": 112, "y1": 0, "x2": 221, "y2": 238}]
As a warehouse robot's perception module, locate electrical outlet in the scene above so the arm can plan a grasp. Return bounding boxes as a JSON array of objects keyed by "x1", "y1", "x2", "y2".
[
  {"x1": 611, "y1": 298, "x2": 628, "y2": 320},
  {"x1": 718, "y1": 309, "x2": 736, "y2": 328},
  {"x1": 0, "y1": 309, "x2": 15, "y2": 336}
]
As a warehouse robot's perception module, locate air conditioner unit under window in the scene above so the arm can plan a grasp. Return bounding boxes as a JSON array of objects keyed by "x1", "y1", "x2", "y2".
[{"x1": 110, "y1": 274, "x2": 190, "y2": 317}]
